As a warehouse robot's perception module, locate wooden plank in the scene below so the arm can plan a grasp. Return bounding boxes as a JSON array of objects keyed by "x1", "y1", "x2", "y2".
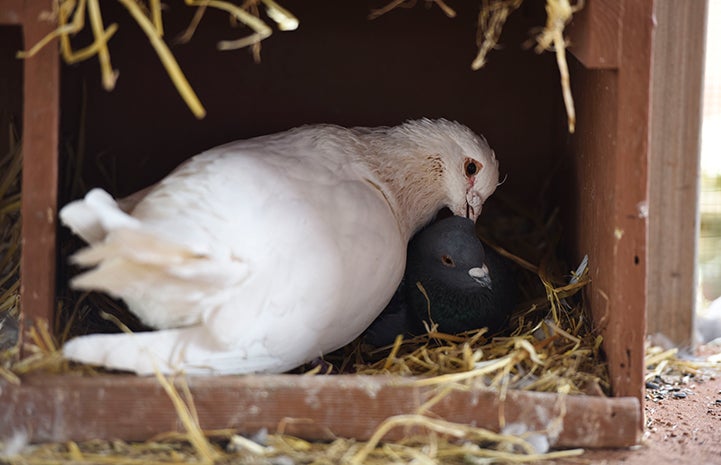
[
  {"x1": 0, "y1": 0, "x2": 23, "y2": 24},
  {"x1": 0, "y1": 374, "x2": 641, "y2": 448},
  {"x1": 19, "y1": 1, "x2": 59, "y2": 347},
  {"x1": 604, "y1": 0, "x2": 654, "y2": 403},
  {"x1": 567, "y1": 0, "x2": 622, "y2": 69},
  {"x1": 646, "y1": 1, "x2": 707, "y2": 346},
  {"x1": 561, "y1": 0, "x2": 654, "y2": 406}
]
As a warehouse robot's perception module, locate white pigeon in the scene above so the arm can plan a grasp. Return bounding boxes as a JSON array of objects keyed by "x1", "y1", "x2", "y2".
[{"x1": 60, "y1": 119, "x2": 499, "y2": 375}]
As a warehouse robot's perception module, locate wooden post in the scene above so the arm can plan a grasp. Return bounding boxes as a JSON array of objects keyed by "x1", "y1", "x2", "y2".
[
  {"x1": 0, "y1": 0, "x2": 60, "y2": 349},
  {"x1": 566, "y1": 0, "x2": 654, "y2": 404},
  {"x1": 646, "y1": 0, "x2": 707, "y2": 347}
]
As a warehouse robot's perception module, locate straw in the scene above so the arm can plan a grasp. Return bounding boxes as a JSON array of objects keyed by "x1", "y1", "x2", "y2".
[{"x1": 17, "y1": 0, "x2": 298, "y2": 119}]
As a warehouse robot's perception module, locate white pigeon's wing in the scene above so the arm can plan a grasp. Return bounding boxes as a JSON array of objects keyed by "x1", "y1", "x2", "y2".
[{"x1": 62, "y1": 130, "x2": 407, "y2": 373}]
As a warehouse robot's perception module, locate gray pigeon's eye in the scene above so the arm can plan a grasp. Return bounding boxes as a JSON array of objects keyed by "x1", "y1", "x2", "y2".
[
  {"x1": 441, "y1": 255, "x2": 455, "y2": 267},
  {"x1": 464, "y1": 159, "x2": 481, "y2": 177}
]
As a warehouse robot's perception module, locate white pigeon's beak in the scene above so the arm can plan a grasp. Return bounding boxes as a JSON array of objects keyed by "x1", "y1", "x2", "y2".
[
  {"x1": 465, "y1": 202, "x2": 480, "y2": 221},
  {"x1": 465, "y1": 191, "x2": 483, "y2": 222},
  {"x1": 469, "y1": 265, "x2": 491, "y2": 288}
]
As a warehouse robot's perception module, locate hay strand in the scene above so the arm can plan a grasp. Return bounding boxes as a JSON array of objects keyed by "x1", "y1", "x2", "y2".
[
  {"x1": 86, "y1": 0, "x2": 118, "y2": 90},
  {"x1": 472, "y1": 0, "x2": 523, "y2": 70},
  {"x1": 262, "y1": 0, "x2": 300, "y2": 31},
  {"x1": 10, "y1": 320, "x2": 69, "y2": 375},
  {"x1": 152, "y1": 370, "x2": 221, "y2": 464},
  {"x1": 149, "y1": 0, "x2": 164, "y2": 36},
  {"x1": 185, "y1": 0, "x2": 271, "y2": 51},
  {"x1": 0, "y1": 124, "x2": 21, "y2": 368},
  {"x1": 369, "y1": 0, "x2": 457, "y2": 20},
  {"x1": 471, "y1": 0, "x2": 581, "y2": 133},
  {"x1": 644, "y1": 344, "x2": 721, "y2": 381},
  {"x1": 348, "y1": 414, "x2": 584, "y2": 465},
  {"x1": 18, "y1": 0, "x2": 297, "y2": 119},
  {"x1": 117, "y1": 0, "x2": 206, "y2": 119},
  {"x1": 533, "y1": 0, "x2": 583, "y2": 133}
]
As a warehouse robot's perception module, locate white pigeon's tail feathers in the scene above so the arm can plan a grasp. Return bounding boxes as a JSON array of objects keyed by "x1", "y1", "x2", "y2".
[
  {"x1": 71, "y1": 228, "x2": 207, "y2": 268},
  {"x1": 69, "y1": 227, "x2": 249, "y2": 329},
  {"x1": 60, "y1": 188, "x2": 140, "y2": 244},
  {"x1": 63, "y1": 328, "x2": 292, "y2": 375}
]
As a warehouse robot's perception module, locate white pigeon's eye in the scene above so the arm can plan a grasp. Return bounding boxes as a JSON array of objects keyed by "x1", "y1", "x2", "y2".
[
  {"x1": 464, "y1": 159, "x2": 481, "y2": 177},
  {"x1": 441, "y1": 255, "x2": 455, "y2": 267}
]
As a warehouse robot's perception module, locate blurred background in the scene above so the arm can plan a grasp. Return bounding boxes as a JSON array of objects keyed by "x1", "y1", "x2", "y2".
[{"x1": 699, "y1": 0, "x2": 721, "y2": 326}]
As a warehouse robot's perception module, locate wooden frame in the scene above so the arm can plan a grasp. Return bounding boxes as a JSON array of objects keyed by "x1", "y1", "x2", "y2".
[
  {"x1": 2, "y1": 0, "x2": 694, "y2": 448},
  {"x1": 3, "y1": 374, "x2": 639, "y2": 447}
]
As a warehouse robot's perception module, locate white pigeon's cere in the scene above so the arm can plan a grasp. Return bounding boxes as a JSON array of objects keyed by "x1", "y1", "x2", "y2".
[{"x1": 60, "y1": 118, "x2": 499, "y2": 375}]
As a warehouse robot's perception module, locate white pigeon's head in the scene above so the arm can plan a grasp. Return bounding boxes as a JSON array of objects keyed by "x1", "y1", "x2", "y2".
[{"x1": 399, "y1": 119, "x2": 499, "y2": 222}]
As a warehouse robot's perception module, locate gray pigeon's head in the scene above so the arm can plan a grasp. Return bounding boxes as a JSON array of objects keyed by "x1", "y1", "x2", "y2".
[
  {"x1": 404, "y1": 215, "x2": 516, "y2": 335},
  {"x1": 364, "y1": 215, "x2": 517, "y2": 345},
  {"x1": 406, "y1": 216, "x2": 490, "y2": 291}
]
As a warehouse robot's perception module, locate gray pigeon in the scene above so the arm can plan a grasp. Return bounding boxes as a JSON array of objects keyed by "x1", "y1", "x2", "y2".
[{"x1": 364, "y1": 215, "x2": 517, "y2": 346}]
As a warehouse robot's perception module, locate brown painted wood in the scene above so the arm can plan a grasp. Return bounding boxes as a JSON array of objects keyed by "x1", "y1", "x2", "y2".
[
  {"x1": 646, "y1": 0, "x2": 707, "y2": 347},
  {"x1": 0, "y1": 374, "x2": 640, "y2": 448},
  {"x1": 608, "y1": 0, "x2": 653, "y2": 402},
  {"x1": 567, "y1": 0, "x2": 622, "y2": 69},
  {"x1": 13, "y1": 1, "x2": 59, "y2": 349},
  {"x1": 560, "y1": 0, "x2": 654, "y2": 405},
  {"x1": 0, "y1": 0, "x2": 23, "y2": 24}
]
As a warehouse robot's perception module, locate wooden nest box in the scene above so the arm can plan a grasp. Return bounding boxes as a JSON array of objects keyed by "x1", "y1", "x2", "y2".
[{"x1": 0, "y1": 0, "x2": 705, "y2": 450}]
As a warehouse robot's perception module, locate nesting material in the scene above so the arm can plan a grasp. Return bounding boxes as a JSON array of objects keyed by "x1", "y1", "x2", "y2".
[
  {"x1": 18, "y1": 0, "x2": 298, "y2": 119},
  {"x1": 21, "y1": 1, "x2": 579, "y2": 130},
  {"x1": 475, "y1": 0, "x2": 582, "y2": 133},
  {"x1": 370, "y1": 0, "x2": 457, "y2": 20},
  {"x1": 2, "y1": 184, "x2": 604, "y2": 462},
  {"x1": 8, "y1": 429, "x2": 584, "y2": 464},
  {"x1": 644, "y1": 343, "x2": 721, "y2": 404},
  {"x1": 471, "y1": 0, "x2": 523, "y2": 71},
  {"x1": 0, "y1": 125, "x2": 22, "y2": 383},
  {"x1": 344, "y1": 231, "x2": 605, "y2": 398},
  {"x1": 0, "y1": 126, "x2": 21, "y2": 323},
  {"x1": 372, "y1": 0, "x2": 581, "y2": 133},
  {"x1": 533, "y1": 0, "x2": 583, "y2": 133}
]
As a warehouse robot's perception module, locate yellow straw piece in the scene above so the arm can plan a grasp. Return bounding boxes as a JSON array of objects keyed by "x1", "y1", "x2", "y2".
[
  {"x1": 117, "y1": 0, "x2": 207, "y2": 119},
  {"x1": 262, "y1": 0, "x2": 299, "y2": 30},
  {"x1": 87, "y1": 0, "x2": 118, "y2": 90},
  {"x1": 152, "y1": 370, "x2": 220, "y2": 464},
  {"x1": 184, "y1": 0, "x2": 271, "y2": 50},
  {"x1": 150, "y1": 0, "x2": 164, "y2": 36}
]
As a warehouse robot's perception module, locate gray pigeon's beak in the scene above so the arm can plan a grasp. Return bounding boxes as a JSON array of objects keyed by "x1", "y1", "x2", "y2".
[{"x1": 469, "y1": 265, "x2": 491, "y2": 288}]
